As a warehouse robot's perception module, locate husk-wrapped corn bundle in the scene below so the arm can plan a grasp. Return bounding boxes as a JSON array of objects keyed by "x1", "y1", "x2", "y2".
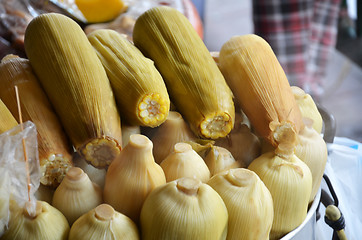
[
  {"x1": 248, "y1": 143, "x2": 312, "y2": 240},
  {"x1": 0, "y1": 55, "x2": 73, "y2": 187},
  {"x1": 208, "y1": 168, "x2": 274, "y2": 240},
  {"x1": 104, "y1": 134, "x2": 166, "y2": 223},
  {"x1": 88, "y1": 29, "x2": 170, "y2": 128},
  {"x1": 24, "y1": 13, "x2": 122, "y2": 168},
  {"x1": 140, "y1": 177, "x2": 228, "y2": 240},
  {"x1": 69, "y1": 204, "x2": 139, "y2": 240},
  {"x1": 219, "y1": 34, "x2": 303, "y2": 147},
  {"x1": 1, "y1": 201, "x2": 69, "y2": 240},
  {"x1": 52, "y1": 167, "x2": 103, "y2": 225},
  {"x1": 133, "y1": 6, "x2": 235, "y2": 140}
]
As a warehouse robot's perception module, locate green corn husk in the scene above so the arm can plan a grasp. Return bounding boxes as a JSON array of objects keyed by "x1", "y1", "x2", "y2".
[
  {"x1": 133, "y1": 6, "x2": 235, "y2": 140},
  {"x1": 24, "y1": 13, "x2": 122, "y2": 168},
  {"x1": 88, "y1": 29, "x2": 170, "y2": 127}
]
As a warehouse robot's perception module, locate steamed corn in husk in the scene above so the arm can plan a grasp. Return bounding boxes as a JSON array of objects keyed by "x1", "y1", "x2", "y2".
[
  {"x1": 104, "y1": 134, "x2": 166, "y2": 223},
  {"x1": 292, "y1": 86, "x2": 323, "y2": 133},
  {"x1": 0, "y1": 99, "x2": 17, "y2": 134},
  {"x1": 295, "y1": 119, "x2": 327, "y2": 203},
  {"x1": 140, "y1": 177, "x2": 228, "y2": 240},
  {"x1": 52, "y1": 167, "x2": 103, "y2": 225},
  {"x1": 69, "y1": 204, "x2": 139, "y2": 240},
  {"x1": 160, "y1": 143, "x2": 210, "y2": 182},
  {"x1": 208, "y1": 168, "x2": 273, "y2": 240},
  {"x1": 219, "y1": 35, "x2": 303, "y2": 147},
  {"x1": 88, "y1": 29, "x2": 170, "y2": 127},
  {"x1": 248, "y1": 143, "x2": 312, "y2": 240},
  {"x1": 1, "y1": 201, "x2": 69, "y2": 240},
  {"x1": 204, "y1": 146, "x2": 241, "y2": 176},
  {"x1": 133, "y1": 6, "x2": 235, "y2": 139},
  {"x1": 0, "y1": 55, "x2": 73, "y2": 187},
  {"x1": 151, "y1": 111, "x2": 196, "y2": 164},
  {"x1": 215, "y1": 113, "x2": 261, "y2": 168},
  {"x1": 24, "y1": 13, "x2": 122, "y2": 168}
]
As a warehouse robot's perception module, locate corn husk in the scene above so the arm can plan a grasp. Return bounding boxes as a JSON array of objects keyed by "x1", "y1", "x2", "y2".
[
  {"x1": 122, "y1": 124, "x2": 141, "y2": 148},
  {"x1": 133, "y1": 6, "x2": 235, "y2": 139},
  {"x1": 88, "y1": 29, "x2": 170, "y2": 127},
  {"x1": 204, "y1": 146, "x2": 241, "y2": 176},
  {"x1": 0, "y1": 99, "x2": 17, "y2": 134},
  {"x1": 160, "y1": 143, "x2": 210, "y2": 182},
  {"x1": 208, "y1": 168, "x2": 274, "y2": 240},
  {"x1": 140, "y1": 177, "x2": 228, "y2": 240},
  {"x1": 0, "y1": 54, "x2": 73, "y2": 187},
  {"x1": 248, "y1": 144, "x2": 312, "y2": 240},
  {"x1": 104, "y1": 134, "x2": 166, "y2": 223},
  {"x1": 69, "y1": 204, "x2": 139, "y2": 240},
  {"x1": 219, "y1": 34, "x2": 303, "y2": 147},
  {"x1": 291, "y1": 86, "x2": 323, "y2": 133},
  {"x1": 52, "y1": 167, "x2": 103, "y2": 225},
  {"x1": 1, "y1": 201, "x2": 69, "y2": 240},
  {"x1": 215, "y1": 113, "x2": 261, "y2": 167},
  {"x1": 24, "y1": 13, "x2": 122, "y2": 168},
  {"x1": 295, "y1": 119, "x2": 327, "y2": 203},
  {"x1": 151, "y1": 111, "x2": 196, "y2": 164}
]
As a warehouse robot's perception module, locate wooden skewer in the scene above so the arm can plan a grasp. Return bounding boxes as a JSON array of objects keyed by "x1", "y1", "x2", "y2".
[{"x1": 15, "y1": 85, "x2": 32, "y2": 202}]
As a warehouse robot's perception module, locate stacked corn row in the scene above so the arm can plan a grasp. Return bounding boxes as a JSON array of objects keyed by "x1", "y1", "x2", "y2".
[{"x1": 0, "y1": 6, "x2": 327, "y2": 240}]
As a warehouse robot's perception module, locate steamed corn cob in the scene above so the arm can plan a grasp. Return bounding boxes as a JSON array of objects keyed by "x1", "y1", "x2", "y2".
[
  {"x1": 0, "y1": 55, "x2": 73, "y2": 187},
  {"x1": 133, "y1": 6, "x2": 235, "y2": 139},
  {"x1": 87, "y1": 29, "x2": 170, "y2": 127},
  {"x1": 24, "y1": 13, "x2": 122, "y2": 168}
]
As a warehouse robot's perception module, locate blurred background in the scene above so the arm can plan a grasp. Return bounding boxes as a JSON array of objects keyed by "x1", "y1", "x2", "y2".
[{"x1": 197, "y1": 0, "x2": 362, "y2": 142}]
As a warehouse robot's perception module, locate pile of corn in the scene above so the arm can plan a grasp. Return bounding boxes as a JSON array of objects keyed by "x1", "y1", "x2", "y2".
[{"x1": 0, "y1": 6, "x2": 328, "y2": 240}]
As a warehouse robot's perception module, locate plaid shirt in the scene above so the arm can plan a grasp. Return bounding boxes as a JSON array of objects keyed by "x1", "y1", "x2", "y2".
[{"x1": 253, "y1": 0, "x2": 341, "y2": 97}]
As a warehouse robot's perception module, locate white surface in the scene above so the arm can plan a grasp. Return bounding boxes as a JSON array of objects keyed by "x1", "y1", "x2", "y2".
[{"x1": 316, "y1": 137, "x2": 362, "y2": 240}]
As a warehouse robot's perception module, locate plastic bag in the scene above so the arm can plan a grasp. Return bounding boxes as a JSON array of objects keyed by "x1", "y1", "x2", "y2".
[
  {"x1": 0, "y1": 121, "x2": 40, "y2": 235},
  {"x1": 316, "y1": 137, "x2": 362, "y2": 240}
]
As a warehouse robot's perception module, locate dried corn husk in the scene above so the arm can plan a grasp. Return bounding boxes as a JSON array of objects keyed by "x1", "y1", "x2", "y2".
[
  {"x1": 88, "y1": 29, "x2": 170, "y2": 127},
  {"x1": 160, "y1": 143, "x2": 210, "y2": 182},
  {"x1": 219, "y1": 34, "x2": 303, "y2": 147},
  {"x1": 133, "y1": 6, "x2": 235, "y2": 139},
  {"x1": 295, "y1": 119, "x2": 327, "y2": 203},
  {"x1": 1, "y1": 201, "x2": 69, "y2": 240},
  {"x1": 69, "y1": 204, "x2": 139, "y2": 240},
  {"x1": 24, "y1": 13, "x2": 122, "y2": 168},
  {"x1": 208, "y1": 168, "x2": 274, "y2": 240},
  {"x1": 204, "y1": 146, "x2": 241, "y2": 176},
  {"x1": 0, "y1": 55, "x2": 73, "y2": 187},
  {"x1": 215, "y1": 113, "x2": 261, "y2": 167},
  {"x1": 104, "y1": 134, "x2": 166, "y2": 223},
  {"x1": 52, "y1": 167, "x2": 103, "y2": 225},
  {"x1": 291, "y1": 86, "x2": 323, "y2": 133},
  {"x1": 151, "y1": 111, "x2": 196, "y2": 164},
  {"x1": 248, "y1": 144, "x2": 312, "y2": 240},
  {"x1": 140, "y1": 177, "x2": 228, "y2": 240}
]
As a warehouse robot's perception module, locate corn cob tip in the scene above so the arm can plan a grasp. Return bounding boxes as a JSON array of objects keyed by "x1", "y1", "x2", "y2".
[
  {"x1": 40, "y1": 154, "x2": 73, "y2": 187},
  {"x1": 80, "y1": 137, "x2": 121, "y2": 168},
  {"x1": 138, "y1": 93, "x2": 169, "y2": 126},
  {"x1": 200, "y1": 112, "x2": 233, "y2": 139}
]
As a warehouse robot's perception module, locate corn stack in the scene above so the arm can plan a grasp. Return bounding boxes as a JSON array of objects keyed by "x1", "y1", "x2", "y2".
[
  {"x1": 87, "y1": 29, "x2": 170, "y2": 127},
  {"x1": 24, "y1": 13, "x2": 122, "y2": 168},
  {"x1": 0, "y1": 55, "x2": 73, "y2": 187},
  {"x1": 133, "y1": 6, "x2": 235, "y2": 140}
]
